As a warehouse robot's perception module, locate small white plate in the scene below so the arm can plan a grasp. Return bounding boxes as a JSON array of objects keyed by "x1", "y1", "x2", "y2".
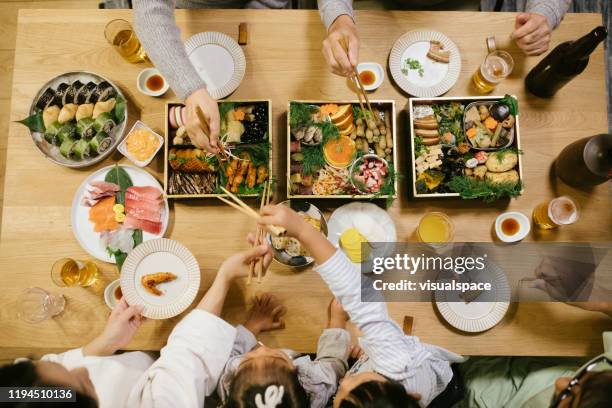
[
  {"x1": 136, "y1": 68, "x2": 169, "y2": 97},
  {"x1": 104, "y1": 279, "x2": 121, "y2": 310},
  {"x1": 71, "y1": 165, "x2": 169, "y2": 263},
  {"x1": 356, "y1": 62, "x2": 384, "y2": 91},
  {"x1": 495, "y1": 211, "x2": 530, "y2": 243},
  {"x1": 118, "y1": 121, "x2": 164, "y2": 167},
  {"x1": 389, "y1": 30, "x2": 461, "y2": 97},
  {"x1": 120, "y1": 238, "x2": 201, "y2": 319},
  {"x1": 184, "y1": 32, "x2": 246, "y2": 99}
]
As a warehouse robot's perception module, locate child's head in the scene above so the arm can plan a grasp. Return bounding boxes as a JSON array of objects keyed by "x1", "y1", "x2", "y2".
[
  {"x1": 0, "y1": 360, "x2": 98, "y2": 407},
  {"x1": 225, "y1": 345, "x2": 309, "y2": 408},
  {"x1": 333, "y1": 372, "x2": 420, "y2": 408}
]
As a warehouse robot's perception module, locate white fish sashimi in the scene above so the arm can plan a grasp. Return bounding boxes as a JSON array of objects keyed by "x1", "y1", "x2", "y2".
[{"x1": 100, "y1": 226, "x2": 135, "y2": 254}]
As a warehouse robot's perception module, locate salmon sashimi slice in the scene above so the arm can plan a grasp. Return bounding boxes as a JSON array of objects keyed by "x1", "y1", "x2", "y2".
[
  {"x1": 141, "y1": 272, "x2": 177, "y2": 296},
  {"x1": 126, "y1": 205, "x2": 161, "y2": 223},
  {"x1": 88, "y1": 196, "x2": 118, "y2": 232},
  {"x1": 127, "y1": 186, "x2": 162, "y2": 200},
  {"x1": 123, "y1": 215, "x2": 162, "y2": 235}
]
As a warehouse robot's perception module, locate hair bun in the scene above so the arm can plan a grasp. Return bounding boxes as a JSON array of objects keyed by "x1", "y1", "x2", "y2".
[{"x1": 255, "y1": 385, "x2": 285, "y2": 408}]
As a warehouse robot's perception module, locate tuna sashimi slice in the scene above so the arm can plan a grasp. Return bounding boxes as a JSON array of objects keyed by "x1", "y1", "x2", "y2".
[
  {"x1": 126, "y1": 186, "x2": 162, "y2": 200},
  {"x1": 125, "y1": 195, "x2": 162, "y2": 215},
  {"x1": 126, "y1": 205, "x2": 162, "y2": 223},
  {"x1": 123, "y1": 215, "x2": 162, "y2": 235}
]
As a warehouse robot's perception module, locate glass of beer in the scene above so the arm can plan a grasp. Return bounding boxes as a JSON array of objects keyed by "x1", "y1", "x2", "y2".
[
  {"x1": 472, "y1": 50, "x2": 514, "y2": 93},
  {"x1": 417, "y1": 212, "x2": 455, "y2": 245},
  {"x1": 17, "y1": 287, "x2": 65, "y2": 324},
  {"x1": 51, "y1": 258, "x2": 99, "y2": 288},
  {"x1": 532, "y1": 196, "x2": 580, "y2": 229},
  {"x1": 104, "y1": 19, "x2": 148, "y2": 63}
]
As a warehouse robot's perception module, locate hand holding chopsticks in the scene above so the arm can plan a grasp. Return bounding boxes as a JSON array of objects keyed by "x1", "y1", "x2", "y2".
[{"x1": 184, "y1": 88, "x2": 221, "y2": 153}]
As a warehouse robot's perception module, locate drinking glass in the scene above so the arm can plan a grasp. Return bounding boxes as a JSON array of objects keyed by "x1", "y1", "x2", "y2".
[
  {"x1": 17, "y1": 288, "x2": 65, "y2": 323},
  {"x1": 417, "y1": 212, "x2": 455, "y2": 245},
  {"x1": 472, "y1": 50, "x2": 515, "y2": 93},
  {"x1": 104, "y1": 19, "x2": 148, "y2": 63},
  {"x1": 533, "y1": 196, "x2": 580, "y2": 230},
  {"x1": 51, "y1": 258, "x2": 99, "y2": 288}
]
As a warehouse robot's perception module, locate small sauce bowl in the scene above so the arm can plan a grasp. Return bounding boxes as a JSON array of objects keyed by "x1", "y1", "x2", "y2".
[
  {"x1": 104, "y1": 279, "x2": 122, "y2": 310},
  {"x1": 356, "y1": 62, "x2": 384, "y2": 91},
  {"x1": 137, "y1": 68, "x2": 169, "y2": 97},
  {"x1": 495, "y1": 211, "x2": 530, "y2": 243}
]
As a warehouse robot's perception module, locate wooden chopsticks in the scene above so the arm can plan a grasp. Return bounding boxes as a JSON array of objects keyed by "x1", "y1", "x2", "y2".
[
  {"x1": 218, "y1": 186, "x2": 285, "y2": 237},
  {"x1": 248, "y1": 181, "x2": 272, "y2": 284},
  {"x1": 195, "y1": 106, "x2": 228, "y2": 170}
]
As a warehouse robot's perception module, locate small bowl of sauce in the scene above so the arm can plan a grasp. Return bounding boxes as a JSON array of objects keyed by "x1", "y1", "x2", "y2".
[
  {"x1": 137, "y1": 68, "x2": 169, "y2": 97},
  {"x1": 104, "y1": 279, "x2": 122, "y2": 310},
  {"x1": 495, "y1": 212, "x2": 530, "y2": 243},
  {"x1": 356, "y1": 62, "x2": 384, "y2": 91}
]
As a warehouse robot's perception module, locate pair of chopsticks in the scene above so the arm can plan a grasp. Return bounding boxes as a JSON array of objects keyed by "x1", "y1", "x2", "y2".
[
  {"x1": 217, "y1": 186, "x2": 285, "y2": 238},
  {"x1": 195, "y1": 106, "x2": 228, "y2": 170},
  {"x1": 338, "y1": 39, "x2": 382, "y2": 126},
  {"x1": 248, "y1": 181, "x2": 272, "y2": 284}
]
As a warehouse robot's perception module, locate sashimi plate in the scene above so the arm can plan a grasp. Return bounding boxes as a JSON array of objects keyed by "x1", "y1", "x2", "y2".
[
  {"x1": 121, "y1": 238, "x2": 200, "y2": 319},
  {"x1": 71, "y1": 165, "x2": 169, "y2": 263}
]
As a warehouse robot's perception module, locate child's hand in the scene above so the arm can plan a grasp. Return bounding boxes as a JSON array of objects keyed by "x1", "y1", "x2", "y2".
[
  {"x1": 83, "y1": 298, "x2": 145, "y2": 356},
  {"x1": 328, "y1": 298, "x2": 349, "y2": 329},
  {"x1": 244, "y1": 293, "x2": 287, "y2": 336},
  {"x1": 218, "y1": 234, "x2": 273, "y2": 281},
  {"x1": 260, "y1": 204, "x2": 309, "y2": 239}
]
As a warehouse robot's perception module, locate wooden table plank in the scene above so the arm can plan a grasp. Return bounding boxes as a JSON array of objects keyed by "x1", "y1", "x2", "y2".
[{"x1": 1, "y1": 9, "x2": 611, "y2": 359}]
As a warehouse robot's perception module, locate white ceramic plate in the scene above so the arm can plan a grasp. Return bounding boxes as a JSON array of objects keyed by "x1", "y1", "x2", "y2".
[
  {"x1": 327, "y1": 202, "x2": 397, "y2": 269},
  {"x1": 184, "y1": 32, "x2": 246, "y2": 99},
  {"x1": 120, "y1": 238, "x2": 200, "y2": 319},
  {"x1": 71, "y1": 165, "x2": 169, "y2": 263},
  {"x1": 435, "y1": 262, "x2": 510, "y2": 333},
  {"x1": 389, "y1": 30, "x2": 461, "y2": 97}
]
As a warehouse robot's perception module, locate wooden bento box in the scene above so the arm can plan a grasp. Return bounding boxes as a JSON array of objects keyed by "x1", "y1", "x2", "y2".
[
  {"x1": 287, "y1": 100, "x2": 398, "y2": 199},
  {"x1": 164, "y1": 100, "x2": 272, "y2": 198},
  {"x1": 408, "y1": 96, "x2": 524, "y2": 200}
]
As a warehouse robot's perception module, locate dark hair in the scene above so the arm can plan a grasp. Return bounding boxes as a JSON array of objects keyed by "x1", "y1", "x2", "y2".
[
  {"x1": 0, "y1": 361, "x2": 97, "y2": 408},
  {"x1": 225, "y1": 358, "x2": 309, "y2": 408},
  {"x1": 338, "y1": 380, "x2": 420, "y2": 408},
  {"x1": 578, "y1": 371, "x2": 612, "y2": 408}
]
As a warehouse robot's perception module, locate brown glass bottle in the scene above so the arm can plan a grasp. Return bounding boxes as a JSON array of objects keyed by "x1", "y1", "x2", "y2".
[{"x1": 525, "y1": 26, "x2": 607, "y2": 98}]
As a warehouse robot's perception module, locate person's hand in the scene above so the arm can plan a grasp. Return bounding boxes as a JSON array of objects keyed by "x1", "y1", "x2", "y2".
[
  {"x1": 566, "y1": 301, "x2": 612, "y2": 319},
  {"x1": 218, "y1": 234, "x2": 273, "y2": 281},
  {"x1": 322, "y1": 15, "x2": 360, "y2": 77},
  {"x1": 349, "y1": 344, "x2": 365, "y2": 360},
  {"x1": 83, "y1": 298, "x2": 145, "y2": 357},
  {"x1": 529, "y1": 256, "x2": 595, "y2": 302},
  {"x1": 511, "y1": 13, "x2": 552, "y2": 56},
  {"x1": 184, "y1": 87, "x2": 220, "y2": 153},
  {"x1": 259, "y1": 204, "x2": 310, "y2": 240},
  {"x1": 243, "y1": 293, "x2": 287, "y2": 336},
  {"x1": 328, "y1": 298, "x2": 349, "y2": 329}
]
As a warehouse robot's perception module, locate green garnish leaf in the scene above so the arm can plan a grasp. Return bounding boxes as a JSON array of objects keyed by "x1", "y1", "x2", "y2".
[
  {"x1": 446, "y1": 175, "x2": 523, "y2": 203},
  {"x1": 402, "y1": 58, "x2": 425, "y2": 77},
  {"x1": 500, "y1": 94, "x2": 519, "y2": 116},
  {"x1": 132, "y1": 229, "x2": 143, "y2": 247},
  {"x1": 105, "y1": 164, "x2": 133, "y2": 205},
  {"x1": 113, "y1": 95, "x2": 126, "y2": 123},
  {"x1": 16, "y1": 112, "x2": 45, "y2": 133}
]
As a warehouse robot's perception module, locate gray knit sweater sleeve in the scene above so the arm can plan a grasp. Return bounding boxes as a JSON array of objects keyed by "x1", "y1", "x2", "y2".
[
  {"x1": 526, "y1": 0, "x2": 571, "y2": 29},
  {"x1": 133, "y1": 0, "x2": 206, "y2": 101},
  {"x1": 317, "y1": 0, "x2": 354, "y2": 30}
]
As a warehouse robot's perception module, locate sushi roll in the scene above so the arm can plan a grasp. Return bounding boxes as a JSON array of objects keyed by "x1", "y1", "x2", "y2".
[
  {"x1": 76, "y1": 117, "x2": 96, "y2": 140},
  {"x1": 93, "y1": 98, "x2": 116, "y2": 119},
  {"x1": 89, "y1": 131, "x2": 113, "y2": 155},
  {"x1": 42, "y1": 105, "x2": 60, "y2": 128},
  {"x1": 53, "y1": 83, "x2": 70, "y2": 107},
  {"x1": 62, "y1": 80, "x2": 83, "y2": 105},
  {"x1": 72, "y1": 139, "x2": 91, "y2": 160},
  {"x1": 36, "y1": 88, "x2": 57, "y2": 111},
  {"x1": 75, "y1": 103, "x2": 94, "y2": 121},
  {"x1": 59, "y1": 138, "x2": 77, "y2": 159},
  {"x1": 56, "y1": 123, "x2": 78, "y2": 145},
  {"x1": 81, "y1": 81, "x2": 99, "y2": 104},
  {"x1": 43, "y1": 121, "x2": 62, "y2": 145},
  {"x1": 93, "y1": 81, "x2": 117, "y2": 103},
  {"x1": 58, "y1": 103, "x2": 77, "y2": 124},
  {"x1": 93, "y1": 111, "x2": 116, "y2": 133}
]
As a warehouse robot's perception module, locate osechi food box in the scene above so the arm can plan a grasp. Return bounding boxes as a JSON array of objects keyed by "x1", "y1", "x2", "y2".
[
  {"x1": 409, "y1": 95, "x2": 524, "y2": 201},
  {"x1": 164, "y1": 100, "x2": 272, "y2": 198},
  {"x1": 287, "y1": 100, "x2": 398, "y2": 199}
]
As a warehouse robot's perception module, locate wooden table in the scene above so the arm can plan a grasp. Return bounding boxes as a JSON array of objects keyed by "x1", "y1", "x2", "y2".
[{"x1": 1, "y1": 9, "x2": 611, "y2": 359}]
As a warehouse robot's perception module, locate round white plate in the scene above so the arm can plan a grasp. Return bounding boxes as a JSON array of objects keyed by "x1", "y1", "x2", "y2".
[
  {"x1": 71, "y1": 165, "x2": 169, "y2": 263},
  {"x1": 435, "y1": 262, "x2": 510, "y2": 333},
  {"x1": 327, "y1": 202, "x2": 397, "y2": 268},
  {"x1": 184, "y1": 32, "x2": 246, "y2": 99},
  {"x1": 120, "y1": 238, "x2": 200, "y2": 319},
  {"x1": 389, "y1": 30, "x2": 461, "y2": 97}
]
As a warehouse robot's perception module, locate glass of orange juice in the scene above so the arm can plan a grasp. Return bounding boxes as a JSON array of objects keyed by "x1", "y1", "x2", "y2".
[
  {"x1": 417, "y1": 212, "x2": 455, "y2": 245},
  {"x1": 51, "y1": 258, "x2": 99, "y2": 288}
]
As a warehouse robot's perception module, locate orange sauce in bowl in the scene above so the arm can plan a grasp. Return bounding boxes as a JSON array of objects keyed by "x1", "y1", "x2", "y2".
[
  {"x1": 114, "y1": 286, "x2": 122, "y2": 300},
  {"x1": 146, "y1": 74, "x2": 165, "y2": 92},
  {"x1": 359, "y1": 70, "x2": 376, "y2": 86},
  {"x1": 323, "y1": 136, "x2": 356, "y2": 168},
  {"x1": 501, "y1": 217, "x2": 520, "y2": 236}
]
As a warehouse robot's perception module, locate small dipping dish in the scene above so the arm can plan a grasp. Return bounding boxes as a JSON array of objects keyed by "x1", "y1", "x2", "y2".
[
  {"x1": 356, "y1": 62, "x2": 384, "y2": 91},
  {"x1": 118, "y1": 120, "x2": 164, "y2": 167},
  {"x1": 137, "y1": 68, "x2": 169, "y2": 97},
  {"x1": 495, "y1": 212, "x2": 530, "y2": 243},
  {"x1": 104, "y1": 279, "x2": 123, "y2": 310}
]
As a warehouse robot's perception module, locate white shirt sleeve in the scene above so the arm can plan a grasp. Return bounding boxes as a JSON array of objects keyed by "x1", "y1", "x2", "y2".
[
  {"x1": 127, "y1": 309, "x2": 237, "y2": 408},
  {"x1": 38, "y1": 348, "x2": 86, "y2": 367}
]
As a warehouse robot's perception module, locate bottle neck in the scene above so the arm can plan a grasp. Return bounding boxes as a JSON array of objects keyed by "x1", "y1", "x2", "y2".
[{"x1": 565, "y1": 26, "x2": 607, "y2": 61}]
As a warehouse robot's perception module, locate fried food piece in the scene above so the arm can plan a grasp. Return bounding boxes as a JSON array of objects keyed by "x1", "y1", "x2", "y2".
[
  {"x1": 486, "y1": 169, "x2": 519, "y2": 185},
  {"x1": 169, "y1": 148, "x2": 216, "y2": 173},
  {"x1": 141, "y1": 272, "x2": 178, "y2": 296},
  {"x1": 485, "y1": 151, "x2": 518, "y2": 173},
  {"x1": 246, "y1": 161, "x2": 257, "y2": 188},
  {"x1": 232, "y1": 153, "x2": 250, "y2": 193},
  {"x1": 256, "y1": 165, "x2": 268, "y2": 184}
]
